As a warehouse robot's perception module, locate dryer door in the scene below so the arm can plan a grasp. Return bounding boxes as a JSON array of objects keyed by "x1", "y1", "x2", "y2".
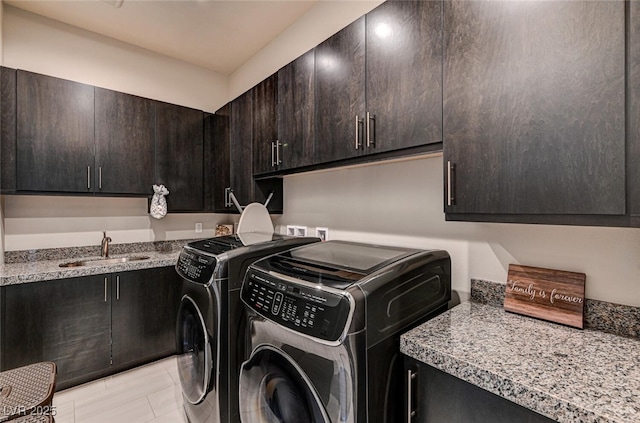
[
  {"x1": 177, "y1": 294, "x2": 212, "y2": 405},
  {"x1": 239, "y1": 345, "x2": 331, "y2": 423}
]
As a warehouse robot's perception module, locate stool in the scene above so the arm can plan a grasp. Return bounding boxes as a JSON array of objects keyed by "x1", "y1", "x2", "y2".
[
  {"x1": 0, "y1": 362, "x2": 56, "y2": 422},
  {"x1": 8, "y1": 415, "x2": 53, "y2": 423}
]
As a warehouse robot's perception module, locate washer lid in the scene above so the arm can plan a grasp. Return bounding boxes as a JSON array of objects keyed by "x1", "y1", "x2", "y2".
[
  {"x1": 187, "y1": 232, "x2": 293, "y2": 255},
  {"x1": 254, "y1": 240, "x2": 420, "y2": 289}
]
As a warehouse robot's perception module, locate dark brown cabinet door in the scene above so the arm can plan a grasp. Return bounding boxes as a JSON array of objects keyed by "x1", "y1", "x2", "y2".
[
  {"x1": 253, "y1": 74, "x2": 278, "y2": 175},
  {"x1": 404, "y1": 357, "x2": 554, "y2": 422},
  {"x1": 229, "y1": 91, "x2": 254, "y2": 207},
  {"x1": 630, "y1": 0, "x2": 640, "y2": 219},
  {"x1": 95, "y1": 88, "x2": 155, "y2": 196},
  {"x1": 1, "y1": 276, "x2": 111, "y2": 390},
  {"x1": 315, "y1": 16, "x2": 366, "y2": 164},
  {"x1": 204, "y1": 110, "x2": 231, "y2": 213},
  {"x1": 156, "y1": 102, "x2": 204, "y2": 211},
  {"x1": 111, "y1": 268, "x2": 180, "y2": 368},
  {"x1": 1, "y1": 67, "x2": 16, "y2": 193},
  {"x1": 277, "y1": 50, "x2": 315, "y2": 171},
  {"x1": 443, "y1": 0, "x2": 625, "y2": 216},
  {"x1": 365, "y1": 0, "x2": 442, "y2": 153},
  {"x1": 16, "y1": 70, "x2": 95, "y2": 193}
]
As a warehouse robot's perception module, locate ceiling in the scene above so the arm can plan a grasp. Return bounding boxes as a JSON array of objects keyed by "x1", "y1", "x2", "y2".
[{"x1": 4, "y1": 0, "x2": 319, "y2": 75}]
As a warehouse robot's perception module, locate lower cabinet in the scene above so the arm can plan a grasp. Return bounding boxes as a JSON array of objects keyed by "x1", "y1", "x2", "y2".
[
  {"x1": 0, "y1": 267, "x2": 181, "y2": 390},
  {"x1": 404, "y1": 357, "x2": 554, "y2": 423}
]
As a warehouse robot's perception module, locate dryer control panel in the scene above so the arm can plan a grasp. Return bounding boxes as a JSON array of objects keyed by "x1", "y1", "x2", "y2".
[
  {"x1": 242, "y1": 269, "x2": 353, "y2": 343},
  {"x1": 176, "y1": 247, "x2": 218, "y2": 285}
]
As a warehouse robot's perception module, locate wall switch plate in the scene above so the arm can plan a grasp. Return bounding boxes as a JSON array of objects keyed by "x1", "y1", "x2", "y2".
[
  {"x1": 296, "y1": 226, "x2": 307, "y2": 237},
  {"x1": 195, "y1": 222, "x2": 203, "y2": 233},
  {"x1": 315, "y1": 227, "x2": 329, "y2": 242},
  {"x1": 286, "y1": 225, "x2": 296, "y2": 236}
]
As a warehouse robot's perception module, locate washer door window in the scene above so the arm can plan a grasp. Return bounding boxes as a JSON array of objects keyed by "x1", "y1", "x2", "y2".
[
  {"x1": 177, "y1": 295, "x2": 211, "y2": 404},
  {"x1": 239, "y1": 345, "x2": 330, "y2": 423}
]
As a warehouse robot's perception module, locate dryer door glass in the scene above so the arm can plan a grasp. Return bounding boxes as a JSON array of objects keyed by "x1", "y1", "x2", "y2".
[
  {"x1": 239, "y1": 346, "x2": 330, "y2": 423},
  {"x1": 177, "y1": 295, "x2": 211, "y2": 405}
]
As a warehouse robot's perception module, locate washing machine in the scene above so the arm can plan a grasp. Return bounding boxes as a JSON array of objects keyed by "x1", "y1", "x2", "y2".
[
  {"x1": 175, "y1": 232, "x2": 320, "y2": 423},
  {"x1": 238, "y1": 240, "x2": 451, "y2": 423}
]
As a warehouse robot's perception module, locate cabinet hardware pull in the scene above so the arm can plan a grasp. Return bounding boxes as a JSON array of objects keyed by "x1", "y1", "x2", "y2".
[
  {"x1": 104, "y1": 277, "x2": 108, "y2": 302},
  {"x1": 276, "y1": 140, "x2": 282, "y2": 165},
  {"x1": 366, "y1": 112, "x2": 375, "y2": 148},
  {"x1": 271, "y1": 142, "x2": 276, "y2": 167},
  {"x1": 447, "y1": 161, "x2": 456, "y2": 207},
  {"x1": 407, "y1": 369, "x2": 416, "y2": 422},
  {"x1": 116, "y1": 276, "x2": 120, "y2": 300},
  {"x1": 355, "y1": 115, "x2": 363, "y2": 150},
  {"x1": 99, "y1": 167, "x2": 102, "y2": 190},
  {"x1": 87, "y1": 166, "x2": 91, "y2": 190},
  {"x1": 224, "y1": 187, "x2": 232, "y2": 208}
]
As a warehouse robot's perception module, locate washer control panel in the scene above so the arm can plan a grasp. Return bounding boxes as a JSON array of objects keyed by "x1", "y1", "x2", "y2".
[
  {"x1": 242, "y1": 269, "x2": 353, "y2": 343},
  {"x1": 176, "y1": 247, "x2": 217, "y2": 285}
]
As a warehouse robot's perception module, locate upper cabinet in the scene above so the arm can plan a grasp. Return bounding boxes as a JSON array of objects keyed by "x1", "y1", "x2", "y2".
[
  {"x1": 277, "y1": 50, "x2": 316, "y2": 171},
  {"x1": 314, "y1": 0, "x2": 443, "y2": 165},
  {"x1": 204, "y1": 110, "x2": 231, "y2": 213},
  {"x1": 1, "y1": 67, "x2": 16, "y2": 193},
  {"x1": 155, "y1": 102, "x2": 204, "y2": 212},
  {"x1": 95, "y1": 88, "x2": 155, "y2": 195},
  {"x1": 252, "y1": 74, "x2": 279, "y2": 175},
  {"x1": 7, "y1": 70, "x2": 209, "y2": 209},
  {"x1": 365, "y1": 0, "x2": 443, "y2": 154},
  {"x1": 17, "y1": 70, "x2": 95, "y2": 193},
  {"x1": 443, "y1": 0, "x2": 626, "y2": 219},
  {"x1": 629, "y1": 0, "x2": 640, "y2": 220},
  {"x1": 315, "y1": 16, "x2": 367, "y2": 164},
  {"x1": 229, "y1": 91, "x2": 255, "y2": 208}
]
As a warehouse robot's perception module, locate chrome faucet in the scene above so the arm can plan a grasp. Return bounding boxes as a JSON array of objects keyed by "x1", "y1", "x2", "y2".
[{"x1": 101, "y1": 231, "x2": 112, "y2": 258}]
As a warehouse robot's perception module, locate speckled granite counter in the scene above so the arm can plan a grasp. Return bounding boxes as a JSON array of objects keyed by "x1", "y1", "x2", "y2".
[
  {"x1": 400, "y1": 302, "x2": 640, "y2": 423},
  {"x1": 0, "y1": 242, "x2": 185, "y2": 286}
]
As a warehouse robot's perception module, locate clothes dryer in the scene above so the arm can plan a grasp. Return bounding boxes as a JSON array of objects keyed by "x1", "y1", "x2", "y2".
[
  {"x1": 175, "y1": 233, "x2": 319, "y2": 423},
  {"x1": 239, "y1": 240, "x2": 451, "y2": 423}
]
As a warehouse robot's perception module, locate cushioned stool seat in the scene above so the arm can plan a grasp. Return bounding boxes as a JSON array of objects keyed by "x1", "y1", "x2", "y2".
[{"x1": 0, "y1": 362, "x2": 56, "y2": 422}]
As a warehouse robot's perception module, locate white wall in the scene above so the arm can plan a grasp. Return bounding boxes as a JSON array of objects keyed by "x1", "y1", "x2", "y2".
[
  {"x1": 274, "y1": 156, "x2": 640, "y2": 307},
  {"x1": 3, "y1": 5, "x2": 228, "y2": 112},
  {"x1": 229, "y1": 0, "x2": 384, "y2": 98}
]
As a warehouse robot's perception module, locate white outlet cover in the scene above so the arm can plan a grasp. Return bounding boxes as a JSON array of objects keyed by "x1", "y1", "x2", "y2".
[
  {"x1": 315, "y1": 227, "x2": 329, "y2": 242},
  {"x1": 296, "y1": 226, "x2": 307, "y2": 237},
  {"x1": 286, "y1": 225, "x2": 296, "y2": 236},
  {"x1": 195, "y1": 222, "x2": 203, "y2": 233}
]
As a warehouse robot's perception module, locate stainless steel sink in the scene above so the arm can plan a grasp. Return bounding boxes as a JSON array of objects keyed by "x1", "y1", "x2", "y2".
[{"x1": 59, "y1": 255, "x2": 150, "y2": 268}]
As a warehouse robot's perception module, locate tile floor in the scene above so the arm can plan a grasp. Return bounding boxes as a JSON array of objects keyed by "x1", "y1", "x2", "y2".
[{"x1": 52, "y1": 357, "x2": 187, "y2": 423}]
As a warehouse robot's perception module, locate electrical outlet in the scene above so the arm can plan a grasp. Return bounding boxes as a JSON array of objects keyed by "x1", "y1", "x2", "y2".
[
  {"x1": 195, "y1": 222, "x2": 203, "y2": 233},
  {"x1": 315, "y1": 227, "x2": 329, "y2": 242},
  {"x1": 286, "y1": 225, "x2": 296, "y2": 236},
  {"x1": 296, "y1": 226, "x2": 307, "y2": 237}
]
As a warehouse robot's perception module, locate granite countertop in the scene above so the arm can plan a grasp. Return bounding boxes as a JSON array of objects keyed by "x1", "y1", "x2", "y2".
[
  {"x1": 400, "y1": 302, "x2": 640, "y2": 423},
  {"x1": 0, "y1": 249, "x2": 181, "y2": 286}
]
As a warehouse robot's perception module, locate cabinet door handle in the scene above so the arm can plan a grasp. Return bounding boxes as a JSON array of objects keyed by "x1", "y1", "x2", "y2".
[
  {"x1": 447, "y1": 161, "x2": 456, "y2": 207},
  {"x1": 355, "y1": 115, "x2": 363, "y2": 150},
  {"x1": 407, "y1": 369, "x2": 417, "y2": 422},
  {"x1": 87, "y1": 166, "x2": 91, "y2": 190},
  {"x1": 116, "y1": 275, "x2": 120, "y2": 300},
  {"x1": 224, "y1": 187, "x2": 232, "y2": 208},
  {"x1": 271, "y1": 142, "x2": 276, "y2": 167},
  {"x1": 276, "y1": 140, "x2": 281, "y2": 165},
  {"x1": 99, "y1": 167, "x2": 103, "y2": 190},
  {"x1": 104, "y1": 277, "x2": 108, "y2": 302},
  {"x1": 366, "y1": 112, "x2": 375, "y2": 148}
]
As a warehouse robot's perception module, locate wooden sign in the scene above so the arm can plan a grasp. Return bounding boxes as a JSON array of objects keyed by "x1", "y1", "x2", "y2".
[{"x1": 504, "y1": 264, "x2": 585, "y2": 329}]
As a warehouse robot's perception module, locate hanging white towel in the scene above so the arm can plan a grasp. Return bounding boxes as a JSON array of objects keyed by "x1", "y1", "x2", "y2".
[{"x1": 150, "y1": 184, "x2": 169, "y2": 219}]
